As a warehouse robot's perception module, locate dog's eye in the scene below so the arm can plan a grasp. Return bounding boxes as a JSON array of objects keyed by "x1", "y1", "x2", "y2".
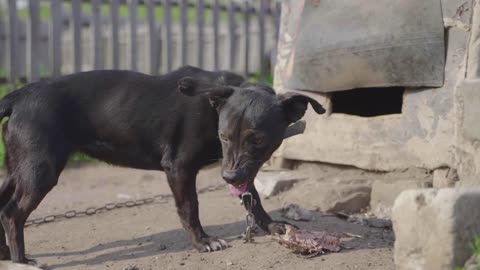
[
  {"x1": 253, "y1": 136, "x2": 264, "y2": 146},
  {"x1": 219, "y1": 133, "x2": 229, "y2": 142}
]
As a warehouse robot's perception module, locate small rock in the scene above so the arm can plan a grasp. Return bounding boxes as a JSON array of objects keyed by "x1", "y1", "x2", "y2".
[
  {"x1": 432, "y1": 168, "x2": 458, "y2": 188},
  {"x1": 179, "y1": 262, "x2": 185, "y2": 266},
  {"x1": 254, "y1": 171, "x2": 306, "y2": 197},
  {"x1": 226, "y1": 261, "x2": 234, "y2": 266},
  {"x1": 281, "y1": 204, "x2": 315, "y2": 221},
  {"x1": 123, "y1": 265, "x2": 139, "y2": 270}
]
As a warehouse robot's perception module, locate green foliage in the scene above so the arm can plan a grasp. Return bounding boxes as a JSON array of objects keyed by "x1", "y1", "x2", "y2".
[{"x1": 456, "y1": 235, "x2": 480, "y2": 270}]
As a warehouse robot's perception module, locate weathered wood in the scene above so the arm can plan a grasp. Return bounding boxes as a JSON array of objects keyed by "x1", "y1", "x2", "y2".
[
  {"x1": 243, "y1": 0, "x2": 250, "y2": 78},
  {"x1": 50, "y1": 0, "x2": 63, "y2": 77},
  {"x1": 180, "y1": 0, "x2": 188, "y2": 66},
  {"x1": 212, "y1": 0, "x2": 220, "y2": 70},
  {"x1": 164, "y1": 0, "x2": 173, "y2": 72},
  {"x1": 146, "y1": 0, "x2": 158, "y2": 75},
  {"x1": 274, "y1": 1, "x2": 281, "y2": 43},
  {"x1": 7, "y1": 0, "x2": 18, "y2": 90},
  {"x1": 92, "y1": 0, "x2": 103, "y2": 69},
  {"x1": 258, "y1": 0, "x2": 267, "y2": 81},
  {"x1": 196, "y1": 0, "x2": 205, "y2": 68},
  {"x1": 27, "y1": 0, "x2": 40, "y2": 82},
  {"x1": 227, "y1": 0, "x2": 236, "y2": 70},
  {"x1": 129, "y1": 0, "x2": 138, "y2": 71},
  {"x1": 71, "y1": 0, "x2": 82, "y2": 73},
  {"x1": 110, "y1": 0, "x2": 120, "y2": 69}
]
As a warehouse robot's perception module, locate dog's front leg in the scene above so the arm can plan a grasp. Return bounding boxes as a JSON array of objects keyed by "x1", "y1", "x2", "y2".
[
  {"x1": 248, "y1": 186, "x2": 295, "y2": 235},
  {"x1": 0, "y1": 223, "x2": 10, "y2": 260},
  {"x1": 166, "y1": 168, "x2": 228, "y2": 252}
]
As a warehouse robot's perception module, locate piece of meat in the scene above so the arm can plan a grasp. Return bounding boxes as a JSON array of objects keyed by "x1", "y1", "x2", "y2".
[{"x1": 272, "y1": 225, "x2": 342, "y2": 257}]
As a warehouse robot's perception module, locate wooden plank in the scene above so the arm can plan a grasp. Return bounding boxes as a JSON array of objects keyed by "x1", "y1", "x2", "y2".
[
  {"x1": 164, "y1": 0, "x2": 173, "y2": 72},
  {"x1": 146, "y1": 0, "x2": 158, "y2": 75},
  {"x1": 27, "y1": 0, "x2": 40, "y2": 82},
  {"x1": 196, "y1": 0, "x2": 205, "y2": 68},
  {"x1": 243, "y1": 0, "x2": 250, "y2": 78},
  {"x1": 258, "y1": 0, "x2": 267, "y2": 81},
  {"x1": 92, "y1": 0, "x2": 103, "y2": 69},
  {"x1": 71, "y1": 0, "x2": 82, "y2": 73},
  {"x1": 50, "y1": 0, "x2": 63, "y2": 77},
  {"x1": 227, "y1": 0, "x2": 236, "y2": 70},
  {"x1": 274, "y1": 1, "x2": 281, "y2": 43},
  {"x1": 129, "y1": 0, "x2": 138, "y2": 71},
  {"x1": 110, "y1": 0, "x2": 120, "y2": 69},
  {"x1": 180, "y1": 0, "x2": 188, "y2": 66},
  {"x1": 7, "y1": 0, "x2": 17, "y2": 90},
  {"x1": 212, "y1": 0, "x2": 220, "y2": 70}
]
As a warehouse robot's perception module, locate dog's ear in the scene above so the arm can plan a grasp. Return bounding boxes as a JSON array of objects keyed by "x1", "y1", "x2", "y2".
[
  {"x1": 278, "y1": 92, "x2": 325, "y2": 123},
  {"x1": 177, "y1": 77, "x2": 234, "y2": 108}
]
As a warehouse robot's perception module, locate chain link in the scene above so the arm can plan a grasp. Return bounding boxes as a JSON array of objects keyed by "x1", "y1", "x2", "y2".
[{"x1": 24, "y1": 184, "x2": 226, "y2": 228}]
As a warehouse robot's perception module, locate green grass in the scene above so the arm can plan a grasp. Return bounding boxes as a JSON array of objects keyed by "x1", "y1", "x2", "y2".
[{"x1": 456, "y1": 236, "x2": 480, "y2": 270}]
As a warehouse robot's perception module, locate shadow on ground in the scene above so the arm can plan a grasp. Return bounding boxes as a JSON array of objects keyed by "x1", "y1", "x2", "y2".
[{"x1": 31, "y1": 209, "x2": 393, "y2": 269}]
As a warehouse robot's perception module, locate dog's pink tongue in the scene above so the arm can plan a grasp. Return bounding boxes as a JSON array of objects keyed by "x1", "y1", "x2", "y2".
[{"x1": 228, "y1": 183, "x2": 248, "y2": 197}]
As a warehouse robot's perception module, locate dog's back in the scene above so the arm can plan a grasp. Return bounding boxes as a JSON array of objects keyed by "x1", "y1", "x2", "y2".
[{"x1": 0, "y1": 66, "x2": 245, "y2": 170}]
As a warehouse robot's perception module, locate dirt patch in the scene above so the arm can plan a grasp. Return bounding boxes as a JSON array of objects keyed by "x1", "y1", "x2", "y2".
[{"x1": 16, "y1": 164, "x2": 394, "y2": 270}]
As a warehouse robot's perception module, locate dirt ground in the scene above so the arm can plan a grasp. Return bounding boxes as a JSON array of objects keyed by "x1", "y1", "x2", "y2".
[{"x1": 14, "y1": 163, "x2": 394, "y2": 270}]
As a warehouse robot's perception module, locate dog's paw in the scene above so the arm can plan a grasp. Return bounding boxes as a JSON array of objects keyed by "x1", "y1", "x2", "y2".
[
  {"x1": 193, "y1": 236, "x2": 229, "y2": 252},
  {"x1": 268, "y1": 221, "x2": 299, "y2": 235}
]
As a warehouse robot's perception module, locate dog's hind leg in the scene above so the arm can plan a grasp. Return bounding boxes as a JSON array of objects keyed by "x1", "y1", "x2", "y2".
[
  {"x1": 0, "y1": 145, "x2": 13, "y2": 260},
  {"x1": 0, "y1": 157, "x2": 65, "y2": 264},
  {"x1": 0, "y1": 129, "x2": 69, "y2": 264}
]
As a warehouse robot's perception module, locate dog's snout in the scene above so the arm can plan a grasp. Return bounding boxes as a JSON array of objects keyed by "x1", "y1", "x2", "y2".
[{"x1": 222, "y1": 170, "x2": 242, "y2": 184}]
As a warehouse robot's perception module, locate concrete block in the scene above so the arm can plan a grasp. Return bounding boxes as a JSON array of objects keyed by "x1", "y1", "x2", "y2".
[
  {"x1": 281, "y1": 180, "x2": 372, "y2": 213},
  {"x1": 254, "y1": 171, "x2": 305, "y2": 197},
  {"x1": 459, "y1": 80, "x2": 480, "y2": 140},
  {"x1": 0, "y1": 262, "x2": 42, "y2": 270},
  {"x1": 392, "y1": 188, "x2": 480, "y2": 270},
  {"x1": 370, "y1": 179, "x2": 432, "y2": 217}
]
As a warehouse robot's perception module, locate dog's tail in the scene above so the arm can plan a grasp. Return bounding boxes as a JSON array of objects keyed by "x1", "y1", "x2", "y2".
[{"x1": 0, "y1": 88, "x2": 24, "y2": 121}]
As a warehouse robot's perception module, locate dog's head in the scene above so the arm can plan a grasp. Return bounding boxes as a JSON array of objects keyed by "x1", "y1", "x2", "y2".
[{"x1": 177, "y1": 77, "x2": 325, "y2": 195}]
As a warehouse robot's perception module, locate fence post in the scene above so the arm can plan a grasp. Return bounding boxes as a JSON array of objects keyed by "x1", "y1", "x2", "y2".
[
  {"x1": 212, "y1": 0, "x2": 220, "y2": 70},
  {"x1": 50, "y1": 0, "x2": 63, "y2": 78},
  {"x1": 128, "y1": 0, "x2": 138, "y2": 71},
  {"x1": 196, "y1": 0, "x2": 205, "y2": 68},
  {"x1": 71, "y1": 0, "x2": 82, "y2": 73},
  {"x1": 227, "y1": 0, "x2": 236, "y2": 70},
  {"x1": 180, "y1": 0, "x2": 188, "y2": 67},
  {"x1": 27, "y1": 0, "x2": 40, "y2": 82},
  {"x1": 110, "y1": 0, "x2": 120, "y2": 69},
  {"x1": 243, "y1": 0, "x2": 251, "y2": 78},
  {"x1": 7, "y1": 0, "x2": 18, "y2": 90},
  {"x1": 146, "y1": 0, "x2": 158, "y2": 75},
  {"x1": 92, "y1": 0, "x2": 103, "y2": 70},
  {"x1": 163, "y1": 0, "x2": 173, "y2": 72},
  {"x1": 258, "y1": 0, "x2": 267, "y2": 81}
]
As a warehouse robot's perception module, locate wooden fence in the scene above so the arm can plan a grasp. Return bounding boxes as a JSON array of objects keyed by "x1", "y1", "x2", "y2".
[{"x1": 0, "y1": 0, "x2": 281, "y2": 90}]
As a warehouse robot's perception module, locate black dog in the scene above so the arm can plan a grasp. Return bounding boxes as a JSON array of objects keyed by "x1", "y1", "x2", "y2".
[{"x1": 0, "y1": 66, "x2": 325, "y2": 264}]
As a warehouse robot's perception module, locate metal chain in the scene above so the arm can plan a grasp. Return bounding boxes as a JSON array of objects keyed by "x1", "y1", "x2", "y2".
[
  {"x1": 24, "y1": 184, "x2": 226, "y2": 228},
  {"x1": 240, "y1": 192, "x2": 256, "y2": 243}
]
